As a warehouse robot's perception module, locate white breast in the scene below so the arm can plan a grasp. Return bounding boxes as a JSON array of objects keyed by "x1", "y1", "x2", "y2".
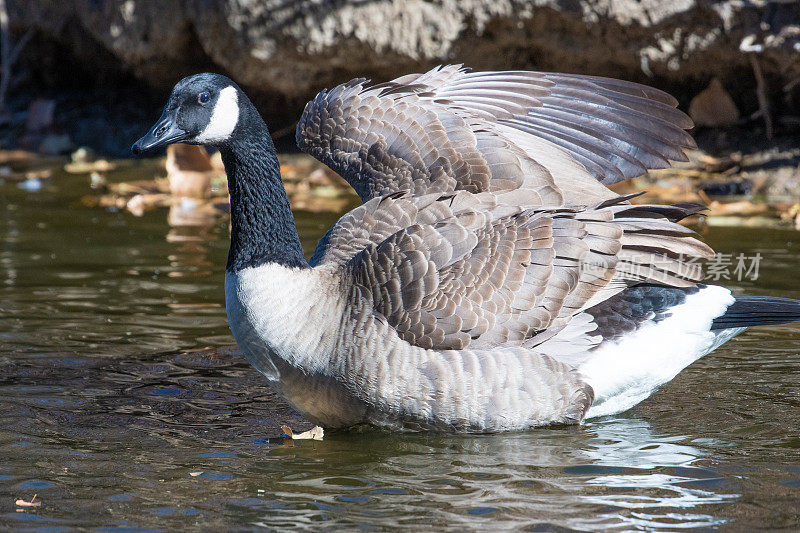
[
  {"x1": 225, "y1": 263, "x2": 344, "y2": 375},
  {"x1": 223, "y1": 263, "x2": 376, "y2": 425}
]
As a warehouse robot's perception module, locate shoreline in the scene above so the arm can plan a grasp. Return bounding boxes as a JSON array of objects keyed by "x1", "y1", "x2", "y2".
[{"x1": 2, "y1": 141, "x2": 798, "y2": 230}]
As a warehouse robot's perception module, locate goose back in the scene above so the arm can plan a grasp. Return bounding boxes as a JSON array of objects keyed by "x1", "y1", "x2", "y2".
[{"x1": 325, "y1": 191, "x2": 712, "y2": 354}]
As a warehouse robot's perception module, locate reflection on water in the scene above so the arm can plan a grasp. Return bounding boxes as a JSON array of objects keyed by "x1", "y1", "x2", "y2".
[
  {"x1": 576, "y1": 420, "x2": 737, "y2": 530},
  {"x1": 0, "y1": 169, "x2": 799, "y2": 530}
]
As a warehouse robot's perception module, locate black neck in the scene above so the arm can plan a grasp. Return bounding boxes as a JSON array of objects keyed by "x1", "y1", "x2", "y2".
[{"x1": 221, "y1": 107, "x2": 307, "y2": 272}]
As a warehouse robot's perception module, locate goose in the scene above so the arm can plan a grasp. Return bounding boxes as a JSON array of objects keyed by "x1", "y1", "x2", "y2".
[{"x1": 132, "y1": 65, "x2": 800, "y2": 432}]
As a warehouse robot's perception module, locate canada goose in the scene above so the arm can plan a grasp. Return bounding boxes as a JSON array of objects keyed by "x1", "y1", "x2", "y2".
[{"x1": 132, "y1": 66, "x2": 800, "y2": 432}]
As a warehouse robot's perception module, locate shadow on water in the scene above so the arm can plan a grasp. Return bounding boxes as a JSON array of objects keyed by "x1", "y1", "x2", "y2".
[{"x1": 0, "y1": 166, "x2": 799, "y2": 530}]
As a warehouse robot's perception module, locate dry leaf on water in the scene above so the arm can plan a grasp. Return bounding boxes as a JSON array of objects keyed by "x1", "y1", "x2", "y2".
[
  {"x1": 281, "y1": 425, "x2": 324, "y2": 440},
  {"x1": 15, "y1": 494, "x2": 41, "y2": 508}
]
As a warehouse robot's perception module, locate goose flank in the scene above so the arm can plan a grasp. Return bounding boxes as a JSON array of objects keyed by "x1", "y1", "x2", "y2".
[{"x1": 132, "y1": 66, "x2": 800, "y2": 432}]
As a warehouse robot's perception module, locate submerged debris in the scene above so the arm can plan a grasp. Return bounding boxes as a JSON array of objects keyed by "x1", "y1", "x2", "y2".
[
  {"x1": 90, "y1": 148, "x2": 356, "y2": 218},
  {"x1": 611, "y1": 147, "x2": 800, "y2": 229}
]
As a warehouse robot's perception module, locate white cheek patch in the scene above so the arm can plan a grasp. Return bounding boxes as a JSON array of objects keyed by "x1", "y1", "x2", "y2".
[{"x1": 194, "y1": 86, "x2": 239, "y2": 143}]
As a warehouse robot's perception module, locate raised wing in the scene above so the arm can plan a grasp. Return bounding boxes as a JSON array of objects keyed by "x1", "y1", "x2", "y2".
[
  {"x1": 297, "y1": 65, "x2": 695, "y2": 207},
  {"x1": 344, "y1": 192, "x2": 712, "y2": 352}
]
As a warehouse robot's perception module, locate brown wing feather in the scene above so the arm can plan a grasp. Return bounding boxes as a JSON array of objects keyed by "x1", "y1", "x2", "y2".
[
  {"x1": 345, "y1": 193, "x2": 712, "y2": 352},
  {"x1": 297, "y1": 65, "x2": 695, "y2": 212},
  {"x1": 301, "y1": 65, "x2": 709, "y2": 349}
]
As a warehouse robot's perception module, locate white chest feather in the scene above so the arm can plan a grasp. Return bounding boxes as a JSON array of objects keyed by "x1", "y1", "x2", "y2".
[{"x1": 224, "y1": 264, "x2": 343, "y2": 381}]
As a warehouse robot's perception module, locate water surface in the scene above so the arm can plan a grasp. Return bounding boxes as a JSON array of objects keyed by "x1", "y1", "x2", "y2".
[{"x1": 1, "y1": 167, "x2": 799, "y2": 530}]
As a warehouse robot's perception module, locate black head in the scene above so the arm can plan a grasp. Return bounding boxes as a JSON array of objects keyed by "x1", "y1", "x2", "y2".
[{"x1": 132, "y1": 73, "x2": 243, "y2": 154}]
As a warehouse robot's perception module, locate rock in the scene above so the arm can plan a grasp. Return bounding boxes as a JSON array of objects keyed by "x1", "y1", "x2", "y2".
[
  {"x1": 24, "y1": 99, "x2": 54, "y2": 133},
  {"x1": 689, "y1": 78, "x2": 741, "y2": 127},
  {"x1": 89, "y1": 171, "x2": 107, "y2": 189},
  {"x1": 37, "y1": 133, "x2": 73, "y2": 155},
  {"x1": 64, "y1": 159, "x2": 116, "y2": 173},
  {"x1": 71, "y1": 146, "x2": 97, "y2": 164},
  {"x1": 10, "y1": 0, "x2": 800, "y2": 131},
  {"x1": 0, "y1": 150, "x2": 39, "y2": 164},
  {"x1": 17, "y1": 177, "x2": 43, "y2": 191},
  {"x1": 18, "y1": 99, "x2": 57, "y2": 151},
  {"x1": 700, "y1": 178, "x2": 752, "y2": 197}
]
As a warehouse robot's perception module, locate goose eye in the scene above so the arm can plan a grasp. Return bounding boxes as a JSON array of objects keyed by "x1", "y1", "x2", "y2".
[{"x1": 198, "y1": 92, "x2": 211, "y2": 104}]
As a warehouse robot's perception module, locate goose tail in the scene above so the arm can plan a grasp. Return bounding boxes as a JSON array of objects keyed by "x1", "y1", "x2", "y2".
[
  {"x1": 580, "y1": 287, "x2": 800, "y2": 420},
  {"x1": 711, "y1": 295, "x2": 800, "y2": 329}
]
